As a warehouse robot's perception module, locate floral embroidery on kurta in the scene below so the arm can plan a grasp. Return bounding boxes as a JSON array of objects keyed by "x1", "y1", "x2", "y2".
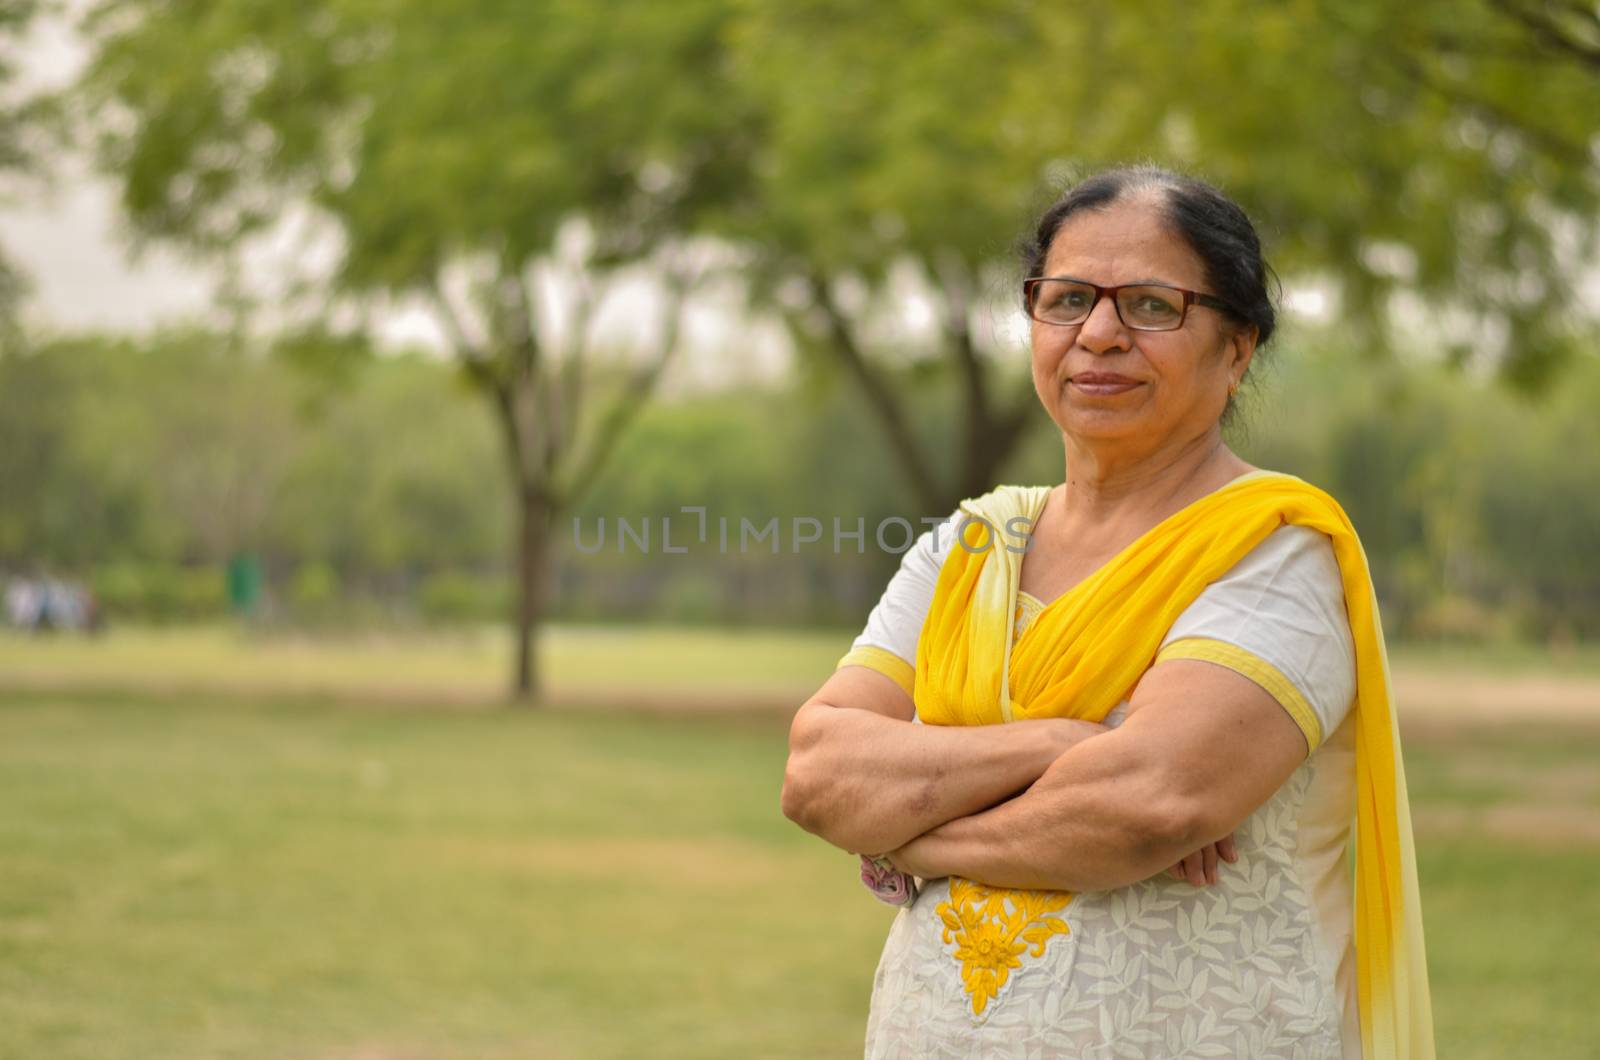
[{"x1": 936, "y1": 876, "x2": 1073, "y2": 1015}]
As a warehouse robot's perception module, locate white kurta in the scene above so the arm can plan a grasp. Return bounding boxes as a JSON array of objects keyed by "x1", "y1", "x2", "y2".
[{"x1": 843, "y1": 493, "x2": 1363, "y2": 1059}]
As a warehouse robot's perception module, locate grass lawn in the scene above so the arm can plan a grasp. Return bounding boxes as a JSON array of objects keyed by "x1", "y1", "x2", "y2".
[
  {"x1": 1, "y1": 630, "x2": 1598, "y2": 1058},
  {"x1": 0, "y1": 692, "x2": 888, "y2": 1059},
  {"x1": 0, "y1": 624, "x2": 852, "y2": 706},
  {"x1": 5, "y1": 623, "x2": 1597, "y2": 713}
]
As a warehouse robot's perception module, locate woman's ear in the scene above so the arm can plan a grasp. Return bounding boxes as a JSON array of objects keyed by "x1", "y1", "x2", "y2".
[{"x1": 1225, "y1": 323, "x2": 1259, "y2": 379}]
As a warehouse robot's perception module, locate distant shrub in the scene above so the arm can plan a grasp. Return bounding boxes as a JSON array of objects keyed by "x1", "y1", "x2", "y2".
[
  {"x1": 418, "y1": 571, "x2": 510, "y2": 624},
  {"x1": 287, "y1": 562, "x2": 341, "y2": 620},
  {"x1": 91, "y1": 563, "x2": 227, "y2": 622}
]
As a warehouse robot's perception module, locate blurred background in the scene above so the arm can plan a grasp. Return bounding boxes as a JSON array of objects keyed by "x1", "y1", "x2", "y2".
[{"x1": 1, "y1": 1, "x2": 1598, "y2": 1057}]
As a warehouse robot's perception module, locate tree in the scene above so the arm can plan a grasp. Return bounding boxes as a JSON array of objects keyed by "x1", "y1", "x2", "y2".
[
  {"x1": 726, "y1": 1, "x2": 1049, "y2": 514},
  {"x1": 74, "y1": 0, "x2": 754, "y2": 701},
  {"x1": 0, "y1": 0, "x2": 42, "y2": 339},
  {"x1": 729, "y1": 0, "x2": 1600, "y2": 514},
  {"x1": 67, "y1": 0, "x2": 1600, "y2": 663}
]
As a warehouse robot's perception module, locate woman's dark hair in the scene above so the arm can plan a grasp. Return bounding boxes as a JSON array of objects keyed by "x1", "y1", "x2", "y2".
[{"x1": 1020, "y1": 164, "x2": 1278, "y2": 351}]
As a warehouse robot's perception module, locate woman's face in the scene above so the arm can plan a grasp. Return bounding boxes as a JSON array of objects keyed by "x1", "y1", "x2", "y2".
[{"x1": 1029, "y1": 194, "x2": 1256, "y2": 458}]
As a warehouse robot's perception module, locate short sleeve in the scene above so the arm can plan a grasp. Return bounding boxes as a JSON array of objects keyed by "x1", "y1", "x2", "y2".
[
  {"x1": 1154, "y1": 524, "x2": 1357, "y2": 756},
  {"x1": 835, "y1": 509, "x2": 964, "y2": 697}
]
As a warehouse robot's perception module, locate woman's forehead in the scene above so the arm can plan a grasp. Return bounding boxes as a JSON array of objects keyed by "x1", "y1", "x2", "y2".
[{"x1": 1042, "y1": 198, "x2": 1207, "y2": 287}]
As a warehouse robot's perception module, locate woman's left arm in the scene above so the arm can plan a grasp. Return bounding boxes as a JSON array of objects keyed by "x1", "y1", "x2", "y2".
[{"x1": 886, "y1": 655, "x2": 1308, "y2": 891}]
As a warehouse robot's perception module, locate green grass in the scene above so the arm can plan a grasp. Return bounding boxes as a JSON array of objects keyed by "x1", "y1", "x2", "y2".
[
  {"x1": 0, "y1": 624, "x2": 851, "y2": 704},
  {"x1": 0, "y1": 692, "x2": 889, "y2": 1060},
  {"x1": 6, "y1": 623, "x2": 1595, "y2": 706},
  {"x1": 1401, "y1": 728, "x2": 1600, "y2": 1058},
  {"x1": 1419, "y1": 841, "x2": 1600, "y2": 1057},
  {"x1": 1, "y1": 629, "x2": 1598, "y2": 1058},
  {"x1": 1387, "y1": 638, "x2": 1600, "y2": 678}
]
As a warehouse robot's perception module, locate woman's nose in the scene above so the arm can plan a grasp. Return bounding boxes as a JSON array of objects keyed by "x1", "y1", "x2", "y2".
[{"x1": 1077, "y1": 294, "x2": 1130, "y2": 353}]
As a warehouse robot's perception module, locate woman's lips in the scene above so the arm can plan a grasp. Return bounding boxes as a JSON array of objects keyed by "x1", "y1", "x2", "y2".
[{"x1": 1069, "y1": 377, "x2": 1143, "y2": 396}]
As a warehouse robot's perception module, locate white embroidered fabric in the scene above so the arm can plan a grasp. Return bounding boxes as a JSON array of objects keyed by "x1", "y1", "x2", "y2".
[
  {"x1": 851, "y1": 505, "x2": 1363, "y2": 1059},
  {"x1": 863, "y1": 707, "x2": 1360, "y2": 1059}
]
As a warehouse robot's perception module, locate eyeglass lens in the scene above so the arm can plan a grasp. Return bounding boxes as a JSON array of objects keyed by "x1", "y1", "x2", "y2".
[{"x1": 1029, "y1": 280, "x2": 1185, "y2": 330}]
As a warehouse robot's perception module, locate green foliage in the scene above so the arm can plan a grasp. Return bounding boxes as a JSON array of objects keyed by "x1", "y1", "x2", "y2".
[
  {"x1": 1231, "y1": 332, "x2": 1600, "y2": 640},
  {"x1": 0, "y1": 0, "x2": 41, "y2": 338},
  {"x1": 418, "y1": 571, "x2": 510, "y2": 625},
  {"x1": 76, "y1": 0, "x2": 752, "y2": 291},
  {"x1": 92, "y1": 562, "x2": 228, "y2": 623},
  {"x1": 732, "y1": 0, "x2": 1600, "y2": 386},
  {"x1": 714, "y1": 1, "x2": 1600, "y2": 511},
  {"x1": 266, "y1": 349, "x2": 507, "y2": 576},
  {"x1": 4, "y1": 330, "x2": 1599, "y2": 636},
  {"x1": 69, "y1": 3, "x2": 1600, "y2": 508},
  {"x1": 70, "y1": 0, "x2": 770, "y2": 696},
  {"x1": 0, "y1": 333, "x2": 507, "y2": 621},
  {"x1": 0, "y1": 346, "x2": 104, "y2": 565},
  {"x1": 286, "y1": 560, "x2": 340, "y2": 619},
  {"x1": 726, "y1": 1, "x2": 1041, "y2": 276},
  {"x1": 55, "y1": 0, "x2": 1600, "y2": 653},
  {"x1": 11, "y1": 330, "x2": 305, "y2": 564}
]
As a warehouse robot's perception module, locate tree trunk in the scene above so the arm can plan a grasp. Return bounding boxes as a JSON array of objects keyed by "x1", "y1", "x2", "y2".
[
  {"x1": 953, "y1": 399, "x2": 1036, "y2": 509},
  {"x1": 512, "y1": 488, "x2": 552, "y2": 705}
]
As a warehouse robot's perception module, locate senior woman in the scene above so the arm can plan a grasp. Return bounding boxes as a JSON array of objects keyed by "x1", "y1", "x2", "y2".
[{"x1": 781, "y1": 166, "x2": 1434, "y2": 1059}]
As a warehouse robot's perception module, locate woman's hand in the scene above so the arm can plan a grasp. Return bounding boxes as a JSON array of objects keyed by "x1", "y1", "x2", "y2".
[
  {"x1": 894, "y1": 832, "x2": 1240, "y2": 887},
  {"x1": 1165, "y1": 834, "x2": 1238, "y2": 886},
  {"x1": 877, "y1": 719, "x2": 1112, "y2": 881},
  {"x1": 785, "y1": 670, "x2": 1118, "y2": 858},
  {"x1": 1042, "y1": 717, "x2": 1112, "y2": 758},
  {"x1": 882, "y1": 838, "x2": 935, "y2": 879}
]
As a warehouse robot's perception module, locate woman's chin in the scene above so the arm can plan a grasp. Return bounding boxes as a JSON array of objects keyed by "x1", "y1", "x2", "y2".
[{"x1": 1056, "y1": 407, "x2": 1145, "y2": 440}]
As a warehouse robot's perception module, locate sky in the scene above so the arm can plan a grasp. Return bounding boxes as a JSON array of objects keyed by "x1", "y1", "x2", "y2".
[{"x1": 1, "y1": 11, "x2": 219, "y2": 334}]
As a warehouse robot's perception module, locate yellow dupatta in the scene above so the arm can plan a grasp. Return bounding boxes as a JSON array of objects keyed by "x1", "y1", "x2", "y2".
[{"x1": 912, "y1": 470, "x2": 1436, "y2": 1060}]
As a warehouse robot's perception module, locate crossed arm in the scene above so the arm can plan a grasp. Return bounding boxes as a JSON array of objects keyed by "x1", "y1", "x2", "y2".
[{"x1": 781, "y1": 654, "x2": 1308, "y2": 893}]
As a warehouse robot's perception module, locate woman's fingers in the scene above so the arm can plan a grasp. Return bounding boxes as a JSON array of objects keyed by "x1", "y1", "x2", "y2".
[
  {"x1": 1169, "y1": 837, "x2": 1239, "y2": 886},
  {"x1": 1167, "y1": 836, "x2": 1242, "y2": 885},
  {"x1": 1218, "y1": 834, "x2": 1238, "y2": 863}
]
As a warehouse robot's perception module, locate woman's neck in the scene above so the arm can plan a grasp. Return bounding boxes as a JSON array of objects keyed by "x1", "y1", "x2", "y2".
[{"x1": 1054, "y1": 434, "x2": 1251, "y2": 533}]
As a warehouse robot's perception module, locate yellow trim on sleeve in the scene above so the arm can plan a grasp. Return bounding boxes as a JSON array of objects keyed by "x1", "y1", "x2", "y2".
[
  {"x1": 836, "y1": 645, "x2": 915, "y2": 699},
  {"x1": 1154, "y1": 635, "x2": 1323, "y2": 754}
]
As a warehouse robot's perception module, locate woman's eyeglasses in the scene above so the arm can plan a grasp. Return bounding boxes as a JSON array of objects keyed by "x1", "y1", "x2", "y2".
[{"x1": 1023, "y1": 277, "x2": 1235, "y2": 332}]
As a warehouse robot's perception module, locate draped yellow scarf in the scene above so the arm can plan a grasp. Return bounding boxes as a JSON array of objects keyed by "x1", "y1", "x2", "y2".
[{"x1": 913, "y1": 470, "x2": 1435, "y2": 1060}]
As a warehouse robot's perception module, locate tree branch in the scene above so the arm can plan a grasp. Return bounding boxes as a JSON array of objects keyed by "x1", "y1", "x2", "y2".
[
  {"x1": 1489, "y1": 0, "x2": 1600, "y2": 70},
  {"x1": 428, "y1": 272, "x2": 532, "y2": 494},
  {"x1": 1423, "y1": 26, "x2": 1560, "y2": 63},
  {"x1": 500, "y1": 252, "x2": 541, "y2": 383},
  {"x1": 494, "y1": 251, "x2": 562, "y2": 487},
  {"x1": 553, "y1": 264, "x2": 598, "y2": 479},
  {"x1": 805, "y1": 270, "x2": 944, "y2": 512},
  {"x1": 558, "y1": 265, "x2": 693, "y2": 510},
  {"x1": 426, "y1": 273, "x2": 488, "y2": 363},
  {"x1": 1382, "y1": 43, "x2": 1592, "y2": 165},
  {"x1": 933, "y1": 252, "x2": 1004, "y2": 497}
]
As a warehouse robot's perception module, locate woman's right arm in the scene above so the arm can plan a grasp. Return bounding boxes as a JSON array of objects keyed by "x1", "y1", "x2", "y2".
[{"x1": 780, "y1": 664, "x2": 1106, "y2": 857}]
